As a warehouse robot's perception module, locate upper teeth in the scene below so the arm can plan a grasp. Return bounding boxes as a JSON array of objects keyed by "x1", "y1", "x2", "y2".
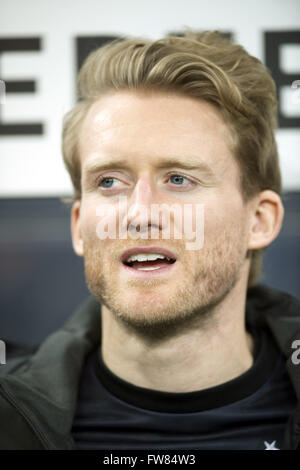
[{"x1": 126, "y1": 253, "x2": 171, "y2": 263}]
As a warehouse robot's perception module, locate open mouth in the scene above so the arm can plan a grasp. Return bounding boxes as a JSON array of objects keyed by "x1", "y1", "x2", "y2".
[
  {"x1": 123, "y1": 257, "x2": 176, "y2": 271},
  {"x1": 120, "y1": 249, "x2": 177, "y2": 273}
]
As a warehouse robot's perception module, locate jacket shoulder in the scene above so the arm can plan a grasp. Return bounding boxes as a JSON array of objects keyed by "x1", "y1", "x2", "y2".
[{"x1": 0, "y1": 341, "x2": 38, "y2": 377}]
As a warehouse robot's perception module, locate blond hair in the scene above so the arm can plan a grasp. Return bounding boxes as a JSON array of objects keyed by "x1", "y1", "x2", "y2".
[{"x1": 62, "y1": 29, "x2": 282, "y2": 287}]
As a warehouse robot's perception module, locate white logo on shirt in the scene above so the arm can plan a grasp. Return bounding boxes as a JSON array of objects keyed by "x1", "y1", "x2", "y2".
[{"x1": 264, "y1": 440, "x2": 279, "y2": 450}]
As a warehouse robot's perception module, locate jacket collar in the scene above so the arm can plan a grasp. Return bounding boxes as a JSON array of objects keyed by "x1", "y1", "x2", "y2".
[
  {"x1": 1, "y1": 296, "x2": 101, "y2": 449},
  {"x1": 2, "y1": 284, "x2": 300, "y2": 449},
  {"x1": 246, "y1": 285, "x2": 300, "y2": 450}
]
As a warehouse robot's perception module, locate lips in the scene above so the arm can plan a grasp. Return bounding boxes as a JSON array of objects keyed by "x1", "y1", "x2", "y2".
[{"x1": 120, "y1": 246, "x2": 177, "y2": 265}]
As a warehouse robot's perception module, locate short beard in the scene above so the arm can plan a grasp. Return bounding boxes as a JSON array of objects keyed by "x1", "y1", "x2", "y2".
[
  {"x1": 83, "y1": 226, "x2": 247, "y2": 342},
  {"x1": 101, "y1": 277, "x2": 237, "y2": 342}
]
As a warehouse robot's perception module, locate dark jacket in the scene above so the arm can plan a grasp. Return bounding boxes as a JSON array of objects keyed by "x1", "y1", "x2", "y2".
[{"x1": 1, "y1": 284, "x2": 300, "y2": 450}]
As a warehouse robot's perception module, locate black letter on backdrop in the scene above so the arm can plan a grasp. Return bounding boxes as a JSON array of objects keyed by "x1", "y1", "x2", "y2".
[{"x1": 0, "y1": 37, "x2": 43, "y2": 136}]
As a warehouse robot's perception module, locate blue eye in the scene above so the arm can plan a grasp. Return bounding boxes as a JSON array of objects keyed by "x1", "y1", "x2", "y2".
[
  {"x1": 169, "y1": 175, "x2": 187, "y2": 185},
  {"x1": 99, "y1": 177, "x2": 115, "y2": 188}
]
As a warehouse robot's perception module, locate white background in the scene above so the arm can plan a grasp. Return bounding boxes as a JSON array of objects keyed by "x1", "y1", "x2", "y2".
[{"x1": 0, "y1": 0, "x2": 299, "y2": 197}]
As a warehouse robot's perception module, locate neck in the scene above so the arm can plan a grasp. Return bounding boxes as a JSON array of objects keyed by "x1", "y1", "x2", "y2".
[{"x1": 100, "y1": 278, "x2": 254, "y2": 393}]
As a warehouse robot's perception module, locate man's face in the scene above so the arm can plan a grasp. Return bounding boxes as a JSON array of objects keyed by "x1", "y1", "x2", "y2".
[{"x1": 73, "y1": 91, "x2": 252, "y2": 334}]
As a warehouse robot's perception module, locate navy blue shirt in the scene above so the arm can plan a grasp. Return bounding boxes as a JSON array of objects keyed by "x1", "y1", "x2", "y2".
[{"x1": 71, "y1": 326, "x2": 297, "y2": 450}]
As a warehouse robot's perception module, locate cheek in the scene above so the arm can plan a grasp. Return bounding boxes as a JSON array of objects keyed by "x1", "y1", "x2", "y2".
[
  {"x1": 79, "y1": 205, "x2": 100, "y2": 241},
  {"x1": 203, "y1": 199, "x2": 247, "y2": 243},
  {"x1": 80, "y1": 204, "x2": 120, "y2": 245}
]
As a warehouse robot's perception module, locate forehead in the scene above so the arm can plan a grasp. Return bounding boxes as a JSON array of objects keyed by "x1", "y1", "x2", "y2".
[{"x1": 78, "y1": 90, "x2": 236, "y2": 175}]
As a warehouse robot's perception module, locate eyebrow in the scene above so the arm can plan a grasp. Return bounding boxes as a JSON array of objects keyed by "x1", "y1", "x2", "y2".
[{"x1": 83, "y1": 156, "x2": 215, "y2": 177}]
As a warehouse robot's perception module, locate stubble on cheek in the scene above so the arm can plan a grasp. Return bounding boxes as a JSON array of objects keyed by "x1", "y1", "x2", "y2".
[
  {"x1": 195, "y1": 222, "x2": 247, "y2": 303},
  {"x1": 83, "y1": 241, "x2": 107, "y2": 302}
]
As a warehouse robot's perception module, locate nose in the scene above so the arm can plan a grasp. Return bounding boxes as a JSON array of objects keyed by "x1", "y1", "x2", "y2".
[{"x1": 126, "y1": 176, "x2": 161, "y2": 235}]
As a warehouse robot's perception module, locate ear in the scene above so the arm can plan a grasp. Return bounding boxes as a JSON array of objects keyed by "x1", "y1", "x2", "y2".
[
  {"x1": 71, "y1": 200, "x2": 84, "y2": 257},
  {"x1": 247, "y1": 190, "x2": 284, "y2": 250}
]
